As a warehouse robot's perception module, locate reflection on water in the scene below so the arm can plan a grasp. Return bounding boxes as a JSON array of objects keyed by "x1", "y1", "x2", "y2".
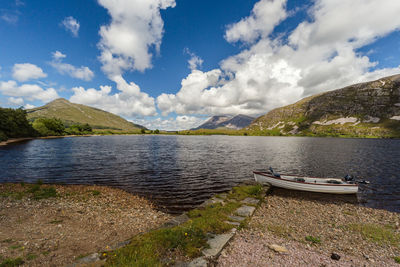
[{"x1": 1, "y1": 135, "x2": 399, "y2": 214}]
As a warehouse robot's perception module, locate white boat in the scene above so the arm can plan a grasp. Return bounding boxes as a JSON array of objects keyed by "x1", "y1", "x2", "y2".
[{"x1": 253, "y1": 170, "x2": 359, "y2": 194}]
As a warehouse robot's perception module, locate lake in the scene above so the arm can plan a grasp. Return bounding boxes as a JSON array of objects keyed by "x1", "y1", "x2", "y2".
[{"x1": 1, "y1": 135, "x2": 399, "y2": 214}]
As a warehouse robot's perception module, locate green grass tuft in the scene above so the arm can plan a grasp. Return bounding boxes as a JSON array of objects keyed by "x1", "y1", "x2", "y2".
[
  {"x1": 0, "y1": 257, "x2": 24, "y2": 267},
  {"x1": 305, "y1": 235, "x2": 321, "y2": 244},
  {"x1": 394, "y1": 256, "x2": 400, "y2": 263},
  {"x1": 347, "y1": 223, "x2": 400, "y2": 246}
]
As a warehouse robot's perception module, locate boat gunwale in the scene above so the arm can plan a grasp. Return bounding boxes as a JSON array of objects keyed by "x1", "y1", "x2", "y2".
[{"x1": 253, "y1": 171, "x2": 358, "y2": 187}]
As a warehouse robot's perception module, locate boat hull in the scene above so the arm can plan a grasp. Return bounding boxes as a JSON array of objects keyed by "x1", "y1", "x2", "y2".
[{"x1": 254, "y1": 172, "x2": 358, "y2": 194}]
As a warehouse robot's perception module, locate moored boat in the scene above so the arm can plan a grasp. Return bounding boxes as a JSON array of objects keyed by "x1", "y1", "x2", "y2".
[{"x1": 253, "y1": 168, "x2": 359, "y2": 194}]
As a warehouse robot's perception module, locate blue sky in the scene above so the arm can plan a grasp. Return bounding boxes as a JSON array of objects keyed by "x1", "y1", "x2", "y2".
[{"x1": 1, "y1": 0, "x2": 400, "y2": 130}]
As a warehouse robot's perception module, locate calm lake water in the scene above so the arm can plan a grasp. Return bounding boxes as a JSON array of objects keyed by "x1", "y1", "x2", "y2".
[{"x1": 1, "y1": 135, "x2": 399, "y2": 213}]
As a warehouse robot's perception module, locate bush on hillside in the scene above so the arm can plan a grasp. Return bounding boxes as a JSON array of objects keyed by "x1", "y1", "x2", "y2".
[{"x1": 32, "y1": 118, "x2": 65, "y2": 136}]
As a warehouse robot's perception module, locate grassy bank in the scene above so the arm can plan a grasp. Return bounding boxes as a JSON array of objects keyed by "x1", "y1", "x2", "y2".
[{"x1": 104, "y1": 185, "x2": 263, "y2": 266}]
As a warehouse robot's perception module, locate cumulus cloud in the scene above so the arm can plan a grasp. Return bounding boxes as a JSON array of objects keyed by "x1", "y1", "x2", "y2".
[
  {"x1": 8, "y1": 97, "x2": 24, "y2": 106},
  {"x1": 12, "y1": 63, "x2": 47, "y2": 82},
  {"x1": 69, "y1": 79, "x2": 157, "y2": 117},
  {"x1": 61, "y1": 16, "x2": 80, "y2": 37},
  {"x1": 97, "y1": 0, "x2": 176, "y2": 75},
  {"x1": 225, "y1": 0, "x2": 287, "y2": 44},
  {"x1": 0, "y1": 80, "x2": 59, "y2": 103},
  {"x1": 184, "y1": 48, "x2": 203, "y2": 70},
  {"x1": 135, "y1": 115, "x2": 207, "y2": 131},
  {"x1": 50, "y1": 51, "x2": 94, "y2": 81},
  {"x1": 157, "y1": 0, "x2": 400, "y2": 117}
]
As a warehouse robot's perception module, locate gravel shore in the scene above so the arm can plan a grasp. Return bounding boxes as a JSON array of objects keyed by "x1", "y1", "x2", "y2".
[
  {"x1": 0, "y1": 184, "x2": 172, "y2": 266},
  {"x1": 218, "y1": 188, "x2": 400, "y2": 266}
]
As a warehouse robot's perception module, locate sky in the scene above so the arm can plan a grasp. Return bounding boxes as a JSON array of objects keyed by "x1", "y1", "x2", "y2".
[{"x1": 1, "y1": 0, "x2": 400, "y2": 130}]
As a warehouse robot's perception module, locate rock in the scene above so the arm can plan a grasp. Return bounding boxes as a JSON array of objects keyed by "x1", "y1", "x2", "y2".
[
  {"x1": 331, "y1": 253, "x2": 341, "y2": 261},
  {"x1": 225, "y1": 221, "x2": 240, "y2": 226},
  {"x1": 235, "y1": 205, "x2": 256, "y2": 217},
  {"x1": 228, "y1": 215, "x2": 245, "y2": 222},
  {"x1": 241, "y1": 198, "x2": 260, "y2": 205},
  {"x1": 188, "y1": 257, "x2": 208, "y2": 267},
  {"x1": 202, "y1": 229, "x2": 236, "y2": 258},
  {"x1": 163, "y1": 213, "x2": 189, "y2": 227},
  {"x1": 268, "y1": 244, "x2": 288, "y2": 253}
]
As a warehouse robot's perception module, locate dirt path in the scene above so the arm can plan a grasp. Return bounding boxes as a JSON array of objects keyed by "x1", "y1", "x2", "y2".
[
  {"x1": 218, "y1": 188, "x2": 400, "y2": 266},
  {"x1": 0, "y1": 184, "x2": 172, "y2": 266}
]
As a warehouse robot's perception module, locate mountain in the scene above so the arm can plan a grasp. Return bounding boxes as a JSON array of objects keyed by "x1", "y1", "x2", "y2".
[
  {"x1": 246, "y1": 74, "x2": 400, "y2": 138},
  {"x1": 27, "y1": 98, "x2": 146, "y2": 131},
  {"x1": 193, "y1": 114, "x2": 254, "y2": 130}
]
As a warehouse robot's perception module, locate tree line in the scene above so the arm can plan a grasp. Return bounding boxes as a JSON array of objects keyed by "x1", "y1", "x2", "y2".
[{"x1": 0, "y1": 107, "x2": 92, "y2": 142}]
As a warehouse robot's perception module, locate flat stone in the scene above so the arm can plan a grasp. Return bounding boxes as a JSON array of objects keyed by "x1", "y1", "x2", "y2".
[
  {"x1": 76, "y1": 253, "x2": 100, "y2": 264},
  {"x1": 228, "y1": 215, "x2": 245, "y2": 222},
  {"x1": 202, "y1": 229, "x2": 236, "y2": 258},
  {"x1": 268, "y1": 244, "x2": 288, "y2": 253},
  {"x1": 235, "y1": 205, "x2": 256, "y2": 217},
  {"x1": 241, "y1": 197, "x2": 260, "y2": 205},
  {"x1": 188, "y1": 257, "x2": 208, "y2": 267},
  {"x1": 199, "y1": 198, "x2": 225, "y2": 208},
  {"x1": 225, "y1": 221, "x2": 240, "y2": 226},
  {"x1": 163, "y1": 213, "x2": 190, "y2": 227}
]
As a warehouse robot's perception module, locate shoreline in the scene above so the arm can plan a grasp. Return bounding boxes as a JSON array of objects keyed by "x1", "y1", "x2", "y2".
[
  {"x1": 1, "y1": 133, "x2": 399, "y2": 148},
  {"x1": 0, "y1": 183, "x2": 172, "y2": 266}
]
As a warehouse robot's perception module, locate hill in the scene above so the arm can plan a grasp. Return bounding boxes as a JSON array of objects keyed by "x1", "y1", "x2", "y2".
[
  {"x1": 192, "y1": 114, "x2": 254, "y2": 130},
  {"x1": 246, "y1": 74, "x2": 400, "y2": 138},
  {"x1": 27, "y1": 98, "x2": 145, "y2": 131}
]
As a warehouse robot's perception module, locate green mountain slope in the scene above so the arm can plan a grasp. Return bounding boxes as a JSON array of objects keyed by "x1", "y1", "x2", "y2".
[
  {"x1": 27, "y1": 98, "x2": 145, "y2": 131},
  {"x1": 246, "y1": 74, "x2": 400, "y2": 138}
]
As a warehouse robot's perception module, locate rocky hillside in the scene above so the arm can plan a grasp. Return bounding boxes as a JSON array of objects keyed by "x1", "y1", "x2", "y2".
[
  {"x1": 246, "y1": 74, "x2": 400, "y2": 138},
  {"x1": 27, "y1": 98, "x2": 145, "y2": 131},
  {"x1": 193, "y1": 114, "x2": 254, "y2": 130}
]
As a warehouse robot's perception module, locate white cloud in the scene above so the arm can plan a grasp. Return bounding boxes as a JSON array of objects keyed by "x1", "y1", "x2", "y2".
[
  {"x1": 0, "y1": 13, "x2": 18, "y2": 24},
  {"x1": 8, "y1": 97, "x2": 24, "y2": 106},
  {"x1": 0, "y1": 80, "x2": 59, "y2": 103},
  {"x1": 12, "y1": 63, "x2": 47, "y2": 82},
  {"x1": 50, "y1": 51, "x2": 94, "y2": 81},
  {"x1": 225, "y1": 0, "x2": 287, "y2": 44},
  {"x1": 52, "y1": 51, "x2": 66, "y2": 60},
  {"x1": 97, "y1": 0, "x2": 176, "y2": 75},
  {"x1": 23, "y1": 104, "x2": 35, "y2": 109},
  {"x1": 69, "y1": 79, "x2": 157, "y2": 117},
  {"x1": 61, "y1": 16, "x2": 80, "y2": 37},
  {"x1": 184, "y1": 48, "x2": 203, "y2": 70},
  {"x1": 135, "y1": 115, "x2": 207, "y2": 131},
  {"x1": 158, "y1": 0, "x2": 400, "y2": 117}
]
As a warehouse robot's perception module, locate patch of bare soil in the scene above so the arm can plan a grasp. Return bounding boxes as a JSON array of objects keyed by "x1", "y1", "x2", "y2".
[
  {"x1": 218, "y1": 188, "x2": 400, "y2": 266},
  {"x1": 0, "y1": 184, "x2": 172, "y2": 266}
]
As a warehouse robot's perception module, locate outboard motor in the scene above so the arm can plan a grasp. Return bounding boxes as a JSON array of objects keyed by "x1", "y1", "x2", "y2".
[
  {"x1": 344, "y1": 174, "x2": 354, "y2": 182},
  {"x1": 269, "y1": 167, "x2": 281, "y2": 178}
]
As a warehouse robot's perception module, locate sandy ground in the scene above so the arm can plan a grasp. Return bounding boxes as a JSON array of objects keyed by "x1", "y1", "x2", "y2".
[
  {"x1": 0, "y1": 184, "x2": 172, "y2": 267},
  {"x1": 218, "y1": 188, "x2": 400, "y2": 266}
]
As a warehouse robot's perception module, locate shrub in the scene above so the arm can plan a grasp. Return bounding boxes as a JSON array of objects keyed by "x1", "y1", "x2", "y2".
[{"x1": 32, "y1": 118, "x2": 65, "y2": 136}]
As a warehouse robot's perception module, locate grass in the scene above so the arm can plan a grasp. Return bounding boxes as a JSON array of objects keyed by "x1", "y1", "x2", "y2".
[
  {"x1": 105, "y1": 185, "x2": 263, "y2": 266},
  {"x1": 305, "y1": 235, "x2": 321, "y2": 244},
  {"x1": 89, "y1": 190, "x2": 101, "y2": 196},
  {"x1": 25, "y1": 254, "x2": 37, "y2": 261},
  {"x1": 347, "y1": 223, "x2": 400, "y2": 246},
  {"x1": 394, "y1": 256, "x2": 400, "y2": 263},
  {"x1": 0, "y1": 182, "x2": 57, "y2": 200},
  {"x1": 0, "y1": 258, "x2": 24, "y2": 267}
]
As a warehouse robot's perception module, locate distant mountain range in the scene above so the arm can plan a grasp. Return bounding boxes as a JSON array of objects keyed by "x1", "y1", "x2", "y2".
[
  {"x1": 27, "y1": 98, "x2": 146, "y2": 131},
  {"x1": 192, "y1": 114, "x2": 254, "y2": 130},
  {"x1": 246, "y1": 74, "x2": 400, "y2": 138}
]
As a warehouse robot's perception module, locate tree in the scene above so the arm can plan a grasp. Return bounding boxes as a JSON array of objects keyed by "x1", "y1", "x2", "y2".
[
  {"x1": 154, "y1": 129, "x2": 160, "y2": 134},
  {"x1": 141, "y1": 128, "x2": 146, "y2": 134},
  {"x1": 32, "y1": 118, "x2": 65, "y2": 136},
  {"x1": 0, "y1": 107, "x2": 38, "y2": 140}
]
